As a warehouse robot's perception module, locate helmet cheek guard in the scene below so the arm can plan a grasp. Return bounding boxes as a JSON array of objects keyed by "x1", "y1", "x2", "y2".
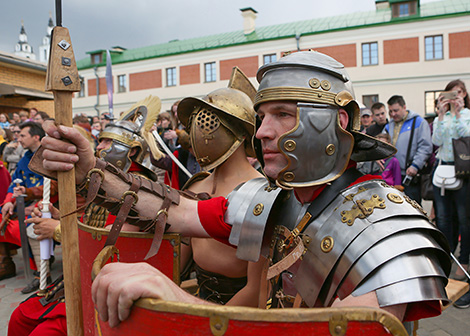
[
  {"x1": 276, "y1": 104, "x2": 354, "y2": 188},
  {"x1": 98, "y1": 141, "x2": 133, "y2": 172}
]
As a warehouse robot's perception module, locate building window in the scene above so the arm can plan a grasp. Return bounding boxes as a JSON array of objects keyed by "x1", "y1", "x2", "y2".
[
  {"x1": 118, "y1": 75, "x2": 127, "y2": 93},
  {"x1": 399, "y1": 3, "x2": 409, "y2": 16},
  {"x1": 166, "y1": 67, "x2": 177, "y2": 87},
  {"x1": 425, "y1": 91, "x2": 442, "y2": 115},
  {"x1": 391, "y1": 1, "x2": 417, "y2": 18},
  {"x1": 263, "y1": 54, "x2": 277, "y2": 65},
  {"x1": 362, "y1": 42, "x2": 378, "y2": 66},
  {"x1": 425, "y1": 35, "x2": 443, "y2": 61},
  {"x1": 362, "y1": 95, "x2": 379, "y2": 109},
  {"x1": 91, "y1": 53, "x2": 102, "y2": 64},
  {"x1": 78, "y1": 76, "x2": 85, "y2": 98},
  {"x1": 205, "y1": 62, "x2": 216, "y2": 82}
]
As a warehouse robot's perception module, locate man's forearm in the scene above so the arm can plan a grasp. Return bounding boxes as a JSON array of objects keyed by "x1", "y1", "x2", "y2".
[{"x1": 85, "y1": 160, "x2": 208, "y2": 237}]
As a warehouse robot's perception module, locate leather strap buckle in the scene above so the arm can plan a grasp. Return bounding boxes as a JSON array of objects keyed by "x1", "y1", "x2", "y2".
[
  {"x1": 156, "y1": 209, "x2": 169, "y2": 217},
  {"x1": 121, "y1": 191, "x2": 138, "y2": 205},
  {"x1": 86, "y1": 168, "x2": 105, "y2": 188}
]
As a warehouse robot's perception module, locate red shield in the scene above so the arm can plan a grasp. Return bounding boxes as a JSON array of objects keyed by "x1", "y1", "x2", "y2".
[{"x1": 77, "y1": 222, "x2": 180, "y2": 335}]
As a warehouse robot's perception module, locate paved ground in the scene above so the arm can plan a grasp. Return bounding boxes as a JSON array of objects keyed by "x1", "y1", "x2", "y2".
[
  {"x1": 0, "y1": 246, "x2": 63, "y2": 335},
  {"x1": 1, "y1": 243, "x2": 469, "y2": 335}
]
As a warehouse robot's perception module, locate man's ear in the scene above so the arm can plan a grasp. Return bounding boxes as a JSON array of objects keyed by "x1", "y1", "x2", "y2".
[
  {"x1": 338, "y1": 109, "x2": 349, "y2": 130},
  {"x1": 129, "y1": 147, "x2": 138, "y2": 157}
]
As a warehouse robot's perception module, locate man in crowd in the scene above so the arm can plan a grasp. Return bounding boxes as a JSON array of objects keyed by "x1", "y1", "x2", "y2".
[
  {"x1": 100, "y1": 112, "x2": 114, "y2": 130},
  {"x1": 384, "y1": 95, "x2": 432, "y2": 203},
  {"x1": 40, "y1": 51, "x2": 450, "y2": 328},
  {"x1": 366, "y1": 102, "x2": 388, "y2": 137},
  {"x1": 359, "y1": 107, "x2": 372, "y2": 132},
  {"x1": 0, "y1": 122, "x2": 44, "y2": 280},
  {"x1": 3, "y1": 124, "x2": 27, "y2": 174}
]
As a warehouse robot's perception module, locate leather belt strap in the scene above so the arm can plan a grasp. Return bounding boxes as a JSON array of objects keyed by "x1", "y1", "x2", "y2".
[
  {"x1": 104, "y1": 174, "x2": 141, "y2": 247},
  {"x1": 144, "y1": 185, "x2": 173, "y2": 260},
  {"x1": 258, "y1": 256, "x2": 271, "y2": 309},
  {"x1": 64, "y1": 158, "x2": 107, "y2": 218},
  {"x1": 267, "y1": 235, "x2": 305, "y2": 280}
]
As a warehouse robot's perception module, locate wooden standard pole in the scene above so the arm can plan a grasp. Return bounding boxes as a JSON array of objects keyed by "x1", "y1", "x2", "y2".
[{"x1": 46, "y1": 25, "x2": 84, "y2": 335}]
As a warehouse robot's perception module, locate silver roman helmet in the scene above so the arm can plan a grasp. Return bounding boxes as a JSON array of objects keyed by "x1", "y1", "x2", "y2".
[
  {"x1": 98, "y1": 96, "x2": 162, "y2": 181},
  {"x1": 254, "y1": 51, "x2": 395, "y2": 188}
]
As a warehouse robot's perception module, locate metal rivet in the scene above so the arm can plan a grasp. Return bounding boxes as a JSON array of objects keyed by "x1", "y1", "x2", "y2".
[
  {"x1": 253, "y1": 203, "x2": 264, "y2": 216},
  {"x1": 309, "y1": 78, "x2": 320, "y2": 89},
  {"x1": 61, "y1": 57, "x2": 71, "y2": 66},
  {"x1": 321, "y1": 80, "x2": 331, "y2": 91},
  {"x1": 283, "y1": 172, "x2": 295, "y2": 182},
  {"x1": 326, "y1": 144, "x2": 336, "y2": 156},
  {"x1": 387, "y1": 193, "x2": 403, "y2": 204},
  {"x1": 284, "y1": 140, "x2": 296, "y2": 152},
  {"x1": 58, "y1": 40, "x2": 71, "y2": 50},
  {"x1": 321, "y1": 236, "x2": 334, "y2": 253},
  {"x1": 61, "y1": 76, "x2": 72, "y2": 86}
]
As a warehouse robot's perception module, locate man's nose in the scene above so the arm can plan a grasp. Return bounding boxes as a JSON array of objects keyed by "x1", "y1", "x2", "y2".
[{"x1": 255, "y1": 117, "x2": 275, "y2": 140}]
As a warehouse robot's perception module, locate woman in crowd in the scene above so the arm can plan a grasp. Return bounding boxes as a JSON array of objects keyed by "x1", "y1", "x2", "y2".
[
  {"x1": 432, "y1": 79, "x2": 470, "y2": 283},
  {"x1": 0, "y1": 113, "x2": 10, "y2": 129}
]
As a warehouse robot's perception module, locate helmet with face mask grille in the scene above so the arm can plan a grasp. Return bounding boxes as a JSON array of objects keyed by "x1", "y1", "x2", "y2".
[{"x1": 177, "y1": 67, "x2": 257, "y2": 171}]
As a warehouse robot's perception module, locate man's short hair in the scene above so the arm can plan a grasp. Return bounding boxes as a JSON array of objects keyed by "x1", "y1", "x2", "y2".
[
  {"x1": 371, "y1": 102, "x2": 385, "y2": 112},
  {"x1": 19, "y1": 121, "x2": 45, "y2": 139},
  {"x1": 387, "y1": 95, "x2": 406, "y2": 107}
]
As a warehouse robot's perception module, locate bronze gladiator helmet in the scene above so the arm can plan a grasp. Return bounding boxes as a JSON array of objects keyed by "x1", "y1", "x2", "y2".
[{"x1": 177, "y1": 68, "x2": 256, "y2": 172}]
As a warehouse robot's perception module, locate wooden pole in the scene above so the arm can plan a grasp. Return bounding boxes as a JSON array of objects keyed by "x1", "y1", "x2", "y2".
[{"x1": 46, "y1": 25, "x2": 83, "y2": 335}]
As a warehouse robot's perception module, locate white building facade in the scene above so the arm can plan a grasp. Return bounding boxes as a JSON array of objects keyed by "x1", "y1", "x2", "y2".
[{"x1": 73, "y1": 0, "x2": 470, "y2": 117}]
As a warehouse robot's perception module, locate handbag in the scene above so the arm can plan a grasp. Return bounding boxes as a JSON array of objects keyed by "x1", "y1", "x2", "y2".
[
  {"x1": 452, "y1": 137, "x2": 470, "y2": 177},
  {"x1": 432, "y1": 161, "x2": 463, "y2": 196},
  {"x1": 421, "y1": 172, "x2": 434, "y2": 200}
]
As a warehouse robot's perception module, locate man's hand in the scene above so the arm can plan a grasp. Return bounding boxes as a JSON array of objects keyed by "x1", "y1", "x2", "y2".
[
  {"x1": 12, "y1": 186, "x2": 26, "y2": 198},
  {"x1": 92, "y1": 262, "x2": 206, "y2": 328},
  {"x1": 42, "y1": 121, "x2": 96, "y2": 183},
  {"x1": 26, "y1": 217, "x2": 59, "y2": 240},
  {"x1": 1, "y1": 202, "x2": 15, "y2": 217},
  {"x1": 163, "y1": 129, "x2": 177, "y2": 140},
  {"x1": 405, "y1": 166, "x2": 418, "y2": 177},
  {"x1": 34, "y1": 202, "x2": 61, "y2": 220}
]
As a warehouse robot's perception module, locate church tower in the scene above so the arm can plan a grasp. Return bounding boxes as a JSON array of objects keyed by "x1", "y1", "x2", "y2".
[
  {"x1": 14, "y1": 21, "x2": 36, "y2": 60},
  {"x1": 38, "y1": 13, "x2": 54, "y2": 63}
]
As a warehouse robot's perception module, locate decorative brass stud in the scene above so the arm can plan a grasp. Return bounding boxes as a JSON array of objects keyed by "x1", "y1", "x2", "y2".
[
  {"x1": 284, "y1": 140, "x2": 296, "y2": 152},
  {"x1": 253, "y1": 203, "x2": 264, "y2": 216},
  {"x1": 326, "y1": 144, "x2": 336, "y2": 156},
  {"x1": 116, "y1": 160, "x2": 123, "y2": 168},
  {"x1": 283, "y1": 172, "x2": 295, "y2": 181},
  {"x1": 321, "y1": 236, "x2": 334, "y2": 253},
  {"x1": 321, "y1": 80, "x2": 331, "y2": 91},
  {"x1": 309, "y1": 78, "x2": 320, "y2": 89},
  {"x1": 387, "y1": 193, "x2": 403, "y2": 204}
]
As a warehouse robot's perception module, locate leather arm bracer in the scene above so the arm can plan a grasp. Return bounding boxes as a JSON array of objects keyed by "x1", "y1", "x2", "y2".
[{"x1": 77, "y1": 159, "x2": 180, "y2": 233}]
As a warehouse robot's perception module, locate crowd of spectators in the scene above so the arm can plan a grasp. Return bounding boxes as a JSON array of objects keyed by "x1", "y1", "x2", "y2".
[{"x1": 357, "y1": 80, "x2": 470, "y2": 308}]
